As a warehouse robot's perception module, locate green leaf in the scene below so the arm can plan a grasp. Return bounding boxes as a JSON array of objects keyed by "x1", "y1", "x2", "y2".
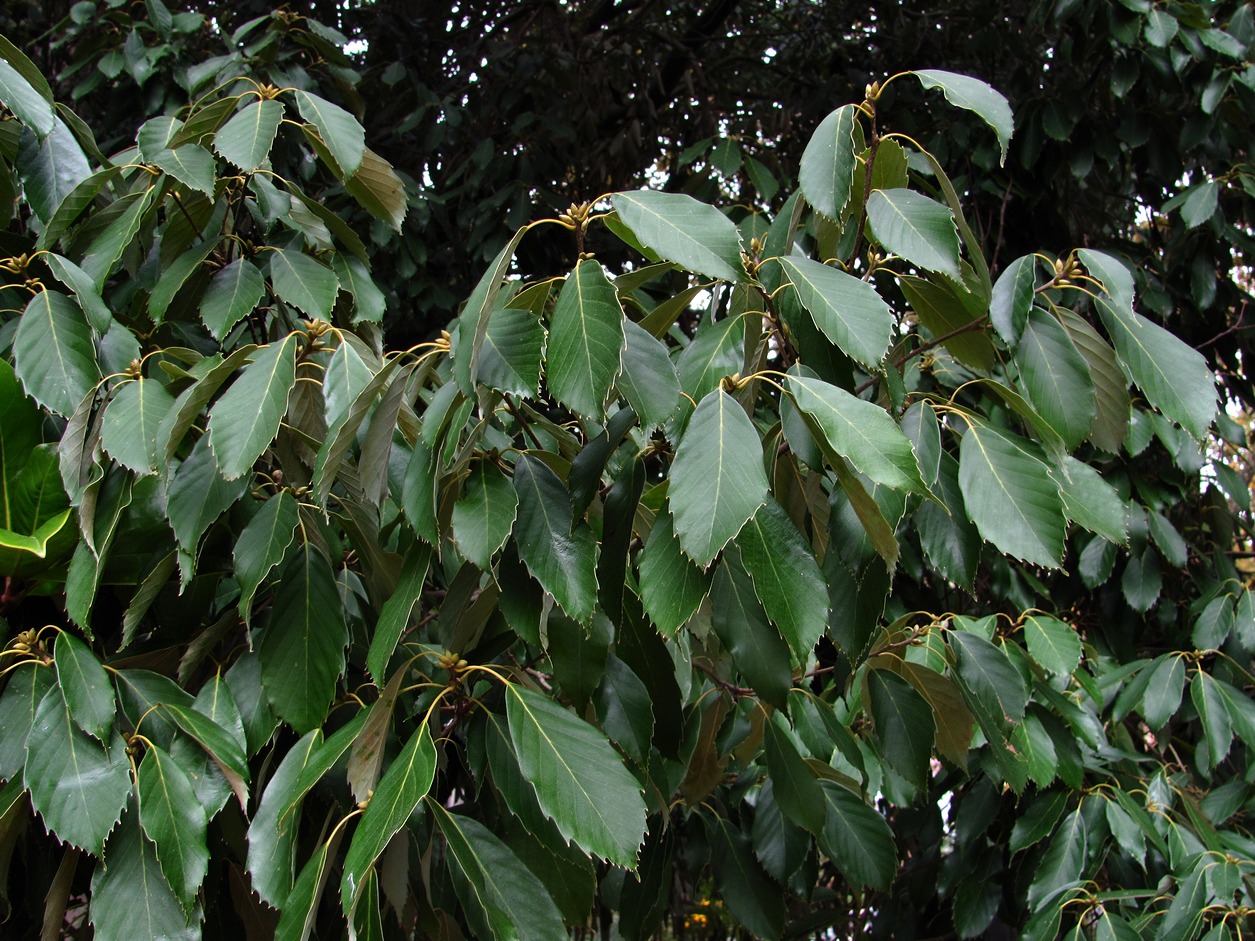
[
  {"x1": 787, "y1": 375, "x2": 926, "y2": 493},
  {"x1": 506, "y1": 683, "x2": 646, "y2": 868},
  {"x1": 1191, "y1": 671, "x2": 1233, "y2": 771},
  {"x1": 711, "y1": 552, "x2": 791, "y2": 709},
  {"x1": 1024, "y1": 615, "x2": 1082, "y2": 677},
  {"x1": 866, "y1": 188, "x2": 961, "y2": 279},
  {"x1": 101, "y1": 378, "x2": 176, "y2": 475},
  {"x1": 1015, "y1": 308, "x2": 1095, "y2": 449},
  {"x1": 612, "y1": 190, "x2": 744, "y2": 282},
  {"x1": 1094, "y1": 298, "x2": 1216, "y2": 441},
  {"x1": 1027, "y1": 809, "x2": 1086, "y2": 911},
  {"x1": 818, "y1": 781, "x2": 897, "y2": 890},
  {"x1": 453, "y1": 462, "x2": 518, "y2": 569},
  {"x1": 764, "y1": 714, "x2": 826, "y2": 833},
  {"x1": 1053, "y1": 456, "x2": 1127, "y2": 544},
  {"x1": 167, "y1": 434, "x2": 248, "y2": 558},
  {"x1": 676, "y1": 314, "x2": 745, "y2": 402},
  {"x1": 149, "y1": 238, "x2": 217, "y2": 323},
  {"x1": 777, "y1": 255, "x2": 894, "y2": 367},
  {"x1": 13, "y1": 290, "x2": 100, "y2": 418},
  {"x1": 949, "y1": 631, "x2": 1029, "y2": 733},
  {"x1": 512, "y1": 455, "x2": 598, "y2": 623},
  {"x1": 618, "y1": 318, "x2": 680, "y2": 429},
  {"x1": 344, "y1": 146, "x2": 407, "y2": 231},
  {"x1": 234, "y1": 490, "x2": 299, "y2": 623},
  {"x1": 1180, "y1": 180, "x2": 1219, "y2": 228},
  {"x1": 53, "y1": 632, "x2": 114, "y2": 744},
  {"x1": 80, "y1": 187, "x2": 158, "y2": 289},
  {"x1": 332, "y1": 254, "x2": 386, "y2": 322},
  {"x1": 546, "y1": 259, "x2": 624, "y2": 418},
  {"x1": 913, "y1": 70, "x2": 1014, "y2": 164},
  {"x1": 669, "y1": 388, "x2": 769, "y2": 565},
  {"x1": 638, "y1": 507, "x2": 712, "y2": 635},
  {"x1": 207, "y1": 333, "x2": 298, "y2": 480},
  {"x1": 958, "y1": 420, "x2": 1065, "y2": 567},
  {"x1": 258, "y1": 545, "x2": 349, "y2": 733},
  {"x1": 429, "y1": 802, "x2": 568, "y2": 941},
  {"x1": 0, "y1": 57, "x2": 54, "y2": 136},
  {"x1": 898, "y1": 274, "x2": 997, "y2": 371},
  {"x1": 798, "y1": 104, "x2": 860, "y2": 220},
  {"x1": 734, "y1": 499, "x2": 828, "y2": 664},
  {"x1": 456, "y1": 225, "x2": 529, "y2": 394},
  {"x1": 478, "y1": 304, "x2": 544, "y2": 398},
  {"x1": 366, "y1": 541, "x2": 430, "y2": 685},
  {"x1": 990, "y1": 255, "x2": 1036, "y2": 346},
  {"x1": 149, "y1": 144, "x2": 216, "y2": 196},
  {"x1": 1121, "y1": 548, "x2": 1161, "y2": 612},
  {"x1": 0, "y1": 663, "x2": 52, "y2": 778},
  {"x1": 213, "y1": 98, "x2": 284, "y2": 171},
  {"x1": 1055, "y1": 309, "x2": 1129, "y2": 451},
  {"x1": 201, "y1": 257, "x2": 264, "y2": 340},
  {"x1": 915, "y1": 452, "x2": 980, "y2": 589},
  {"x1": 90, "y1": 809, "x2": 199, "y2": 941},
  {"x1": 162, "y1": 704, "x2": 249, "y2": 804},
  {"x1": 17, "y1": 118, "x2": 91, "y2": 225},
  {"x1": 24, "y1": 686, "x2": 129, "y2": 855},
  {"x1": 341, "y1": 724, "x2": 436, "y2": 919},
  {"x1": 294, "y1": 89, "x2": 365, "y2": 176},
  {"x1": 269, "y1": 248, "x2": 339, "y2": 320},
  {"x1": 136, "y1": 746, "x2": 209, "y2": 913},
  {"x1": 1010, "y1": 790, "x2": 1068, "y2": 853},
  {"x1": 898, "y1": 660, "x2": 973, "y2": 767},
  {"x1": 276, "y1": 833, "x2": 340, "y2": 941},
  {"x1": 592, "y1": 654, "x2": 654, "y2": 765},
  {"x1": 708, "y1": 817, "x2": 785, "y2": 941},
  {"x1": 246, "y1": 730, "x2": 323, "y2": 906},
  {"x1": 42, "y1": 253, "x2": 112, "y2": 332},
  {"x1": 1011, "y1": 711, "x2": 1059, "y2": 787},
  {"x1": 868, "y1": 668, "x2": 935, "y2": 788}
]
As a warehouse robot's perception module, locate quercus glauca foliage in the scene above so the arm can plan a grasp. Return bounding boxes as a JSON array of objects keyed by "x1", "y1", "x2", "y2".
[{"x1": 0, "y1": 9, "x2": 1252, "y2": 941}]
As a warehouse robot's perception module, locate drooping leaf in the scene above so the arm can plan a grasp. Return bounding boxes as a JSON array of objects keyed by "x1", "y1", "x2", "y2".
[
  {"x1": 207, "y1": 333, "x2": 298, "y2": 480},
  {"x1": 1053, "y1": 456, "x2": 1127, "y2": 544},
  {"x1": 13, "y1": 290, "x2": 100, "y2": 418},
  {"x1": 913, "y1": 70, "x2": 1014, "y2": 164},
  {"x1": 546, "y1": 258, "x2": 624, "y2": 419},
  {"x1": 213, "y1": 98, "x2": 284, "y2": 171},
  {"x1": 90, "y1": 808, "x2": 199, "y2": 941},
  {"x1": 777, "y1": 255, "x2": 894, "y2": 367},
  {"x1": 100, "y1": 378, "x2": 176, "y2": 475},
  {"x1": 818, "y1": 781, "x2": 897, "y2": 890},
  {"x1": 612, "y1": 190, "x2": 744, "y2": 282},
  {"x1": 1056, "y1": 307, "x2": 1129, "y2": 452},
  {"x1": 136, "y1": 745, "x2": 210, "y2": 914},
  {"x1": 275, "y1": 833, "x2": 340, "y2": 941},
  {"x1": 915, "y1": 451, "x2": 980, "y2": 589},
  {"x1": 763, "y1": 714, "x2": 826, "y2": 833},
  {"x1": 79, "y1": 187, "x2": 157, "y2": 289},
  {"x1": 166, "y1": 434, "x2": 248, "y2": 558},
  {"x1": 52, "y1": 631, "x2": 114, "y2": 744},
  {"x1": 456, "y1": 225, "x2": 529, "y2": 394},
  {"x1": 366, "y1": 542, "x2": 431, "y2": 685},
  {"x1": 1027, "y1": 809, "x2": 1087, "y2": 911},
  {"x1": 24, "y1": 686, "x2": 129, "y2": 856},
  {"x1": 453, "y1": 461, "x2": 518, "y2": 570},
  {"x1": 258, "y1": 545, "x2": 349, "y2": 733},
  {"x1": 511, "y1": 455, "x2": 598, "y2": 623},
  {"x1": 344, "y1": 146, "x2": 407, "y2": 231},
  {"x1": 341, "y1": 724, "x2": 436, "y2": 919},
  {"x1": 42, "y1": 253, "x2": 112, "y2": 332},
  {"x1": 505, "y1": 683, "x2": 646, "y2": 868},
  {"x1": 200, "y1": 257, "x2": 265, "y2": 340},
  {"x1": 592, "y1": 654, "x2": 655, "y2": 765},
  {"x1": 294, "y1": 89, "x2": 365, "y2": 176},
  {"x1": 711, "y1": 551, "x2": 792, "y2": 709},
  {"x1": 958, "y1": 420, "x2": 1065, "y2": 568},
  {"x1": 234, "y1": 490, "x2": 300, "y2": 623},
  {"x1": 866, "y1": 188, "x2": 961, "y2": 279},
  {"x1": 867, "y1": 668, "x2": 935, "y2": 788},
  {"x1": 617, "y1": 317, "x2": 680, "y2": 430},
  {"x1": 708, "y1": 817, "x2": 786, "y2": 941},
  {"x1": 638, "y1": 507, "x2": 712, "y2": 635},
  {"x1": 668, "y1": 388, "x2": 769, "y2": 565},
  {"x1": 0, "y1": 57, "x2": 54, "y2": 135},
  {"x1": 1015, "y1": 307, "x2": 1095, "y2": 449},
  {"x1": 0, "y1": 663, "x2": 52, "y2": 779},
  {"x1": 798, "y1": 104, "x2": 860, "y2": 220},
  {"x1": 17, "y1": 118, "x2": 91, "y2": 224}
]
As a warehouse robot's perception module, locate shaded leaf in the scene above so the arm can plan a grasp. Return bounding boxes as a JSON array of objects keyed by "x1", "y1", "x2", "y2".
[
  {"x1": 512, "y1": 455, "x2": 598, "y2": 623},
  {"x1": 639, "y1": 507, "x2": 711, "y2": 635},
  {"x1": 798, "y1": 104, "x2": 860, "y2": 219},
  {"x1": 53, "y1": 631, "x2": 114, "y2": 744},
  {"x1": 207, "y1": 333, "x2": 298, "y2": 480},
  {"x1": 137, "y1": 745, "x2": 209, "y2": 913},
  {"x1": 818, "y1": 781, "x2": 896, "y2": 890},
  {"x1": 13, "y1": 290, "x2": 99, "y2": 418},
  {"x1": 213, "y1": 98, "x2": 283, "y2": 171},
  {"x1": 90, "y1": 808, "x2": 198, "y2": 941}
]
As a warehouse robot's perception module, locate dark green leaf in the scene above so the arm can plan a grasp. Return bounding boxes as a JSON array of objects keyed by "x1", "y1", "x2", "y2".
[
  {"x1": 708, "y1": 817, "x2": 785, "y2": 941},
  {"x1": 798, "y1": 104, "x2": 860, "y2": 220},
  {"x1": 764, "y1": 713, "x2": 825, "y2": 833},
  {"x1": 1024, "y1": 615, "x2": 1082, "y2": 678},
  {"x1": 779, "y1": 255, "x2": 895, "y2": 369},
  {"x1": 13, "y1": 290, "x2": 100, "y2": 418},
  {"x1": 639, "y1": 508, "x2": 711, "y2": 635},
  {"x1": 818, "y1": 781, "x2": 896, "y2": 890},
  {"x1": 867, "y1": 668, "x2": 935, "y2": 788},
  {"x1": 711, "y1": 552, "x2": 792, "y2": 709},
  {"x1": 0, "y1": 57, "x2": 54, "y2": 135},
  {"x1": 207, "y1": 333, "x2": 297, "y2": 480},
  {"x1": 990, "y1": 255, "x2": 1035, "y2": 346},
  {"x1": 136, "y1": 745, "x2": 209, "y2": 913},
  {"x1": 1015, "y1": 307, "x2": 1095, "y2": 449},
  {"x1": 453, "y1": 462, "x2": 518, "y2": 569},
  {"x1": 1027, "y1": 809, "x2": 1086, "y2": 911},
  {"x1": 53, "y1": 631, "x2": 113, "y2": 744},
  {"x1": 612, "y1": 190, "x2": 744, "y2": 282},
  {"x1": 366, "y1": 542, "x2": 430, "y2": 685},
  {"x1": 546, "y1": 259, "x2": 624, "y2": 419},
  {"x1": 512, "y1": 455, "x2": 598, "y2": 623},
  {"x1": 344, "y1": 147, "x2": 407, "y2": 231},
  {"x1": 234, "y1": 491, "x2": 299, "y2": 624},
  {"x1": 479, "y1": 304, "x2": 544, "y2": 397},
  {"x1": 200, "y1": 257, "x2": 264, "y2": 340},
  {"x1": 167, "y1": 434, "x2": 248, "y2": 559},
  {"x1": 213, "y1": 98, "x2": 284, "y2": 171},
  {"x1": 90, "y1": 808, "x2": 198, "y2": 941},
  {"x1": 149, "y1": 145, "x2": 216, "y2": 196}
]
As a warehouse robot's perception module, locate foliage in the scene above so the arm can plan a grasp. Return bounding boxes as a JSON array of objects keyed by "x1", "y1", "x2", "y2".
[{"x1": 0, "y1": 8, "x2": 1252, "y2": 941}]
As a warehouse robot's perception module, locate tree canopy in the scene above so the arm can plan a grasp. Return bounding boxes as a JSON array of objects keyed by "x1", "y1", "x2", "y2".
[{"x1": 0, "y1": 2, "x2": 1253, "y2": 940}]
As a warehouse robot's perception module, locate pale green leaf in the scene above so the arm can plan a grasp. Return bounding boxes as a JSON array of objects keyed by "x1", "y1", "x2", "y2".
[
  {"x1": 13, "y1": 290, "x2": 100, "y2": 418},
  {"x1": 101, "y1": 378, "x2": 176, "y2": 475},
  {"x1": 512, "y1": 455, "x2": 598, "y2": 623},
  {"x1": 546, "y1": 259, "x2": 624, "y2": 418},
  {"x1": 150, "y1": 145, "x2": 216, "y2": 196},
  {"x1": 16, "y1": 118, "x2": 91, "y2": 224},
  {"x1": 137, "y1": 745, "x2": 209, "y2": 913},
  {"x1": 669, "y1": 388, "x2": 769, "y2": 565},
  {"x1": 322, "y1": 337, "x2": 374, "y2": 431},
  {"x1": 53, "y1": 631, "x2": 114, "y2": 744},
  {"x1": 913, "y1": 70, "x2": 1014, "y2": 164},
  {"x1": 42, "y1": 253, "x2": 112, "y2": 332},
  {"x1": 207, "y1": 333, "x2": 298, "y2": 480},
  {"x1": 958, "y1": 421, "x2": 1065, "y2": 567},
  {"x1": 866, "y1": 188, "x2": 961, "y2": 279},
  {"x1": 0, "y1": 57, "x2": 54, "y2": 135},
  {"x1": 213, "y1": 98, "x2": 284, "y2": 171},
  {"x1": 234, "y1": 490, "x2": 299, "y2": 623},
  {"x1": 798, "y1": 104, "x2": 860, "y2": 220},
  {"x1": 777, "y1": 255, "x2": 894, "y2": 367},
  {"x1": 79, "y1": 187, "x2": 157, "y2": 288},
  {"x1": 294, "y1": 89, "x2": 365, "y2": 176},
  {"x1": 269, "y1": 248, "x2": 339, "y2": 320},
  {"x1": 506, "y1": 684, "x2": 646, "y2": 868},
  {"x1": 201, "y1": 257, "x2": 264, "y2": 340},
  {"x1": 612, "y1": 190, "x2": 744, "y2": 282}
]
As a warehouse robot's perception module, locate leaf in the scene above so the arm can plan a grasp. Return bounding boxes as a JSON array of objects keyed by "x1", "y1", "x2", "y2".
[
  {"x1": 0, "y1": 57, "x2": 54, "y2": 135},
  {"x1": 787, "y1": 374, "x2": 927, "y2": 495},
  {"x1": 958, "y1": 420, "x2": 1065, "y2": 568},
  {"x1": 734, "y1": 499, "x2": 828, "y2": 664},
  {"x1": 213, "y1": 98, "x2": 284, "y2": 171},
  {"x1": 1094, "y1": 297, "x2": 1216, "y2": 441},
  {"x1": 162, "y1": 704, "x2": 250, "y2": 805},
  {"x1": 53, "y1": 632, "x2": 114, "y2": 744},
  {"x1": 90, "y1": 809, "x2": 198, "y2": 941},
  {"x1": 506, "y1": 684, "x2": 646, "y2": 868},
  {"x1": 13, "y1": 290, "x2": 100, "y2": 418},
  {"x1": 207, "y1": 333, "x2": 298, "y2": 480},
  {"x1": 777, "y1": 255, "x2": 894, "y2": 367},
  {"x1": 867, "y1": 668, "x2": 935, "y2": 788},
  {"x1": 344, "y1": 146, "x2": 407, "y2": 231},
  {"x1": 990, "y1": 254, "x2": 1036, "y2": 346},
  {"x1": 708, "y1": 818, "x2": 785, "y2": 941},
  {"x1": 618, "y1": 318, "x2": 680, "y2": 429},
  {"x1": 710, "y1": 552, "x2": 791, "y2": 709},
  {"x1": 167, "y1": 434, "x2": 248, "y2": 557},
  {"x1": 79, "y1": 187, "x2": 157, "y2": 289},
  {"x1": 898, "y1": 274, "x2": 997, "y2": 371},
  {"x1": 897, "y1": 660, "x2": 973, "y2": 767},
  {"x1": 866, "y1": 188, "x2": 961, "y2": 279},
  {"x1": 276, "y1": 833, "x2": 340, "y2": 941},
  {"x1": 269, "y1": 248, "x2": 339, "y2": 320},
  {"x1": 1053, "y1": 456, "x2": 1127, "y2": 544},
  {"x1": 1027, "y1": 809, "x2": 1086, "y2": 911},
  {"x1": 149, "y1": 144, "x2": 216, "y2": 196},
  {"x1": 42, "y1": 253, "x2": 112, "y2": 332},
  {"x1": 294, "y1": 89, "x2": 365, "y2": 176},
  {"x1": 453, "y1": 462, "x2": 518, "y2": 569},
  {"x1": 429, "y1": 802, "x2": 568, "y2": 941},
  {"x1": 592, "y1": 654, "x2": 654, "y2": 765},
  {"x1": 612, "y1": 190, "x2": 744, "y2": 282},
  {"x1": 101, "y1": 378, "x2": 176, "y2": 475},
  {"x1": 818, "y1": 781, "x2": 896, "y2": 890},
  {"x1": 16, "y1": 117, "x2": 91, "y2": 225},
  {"x1": 478, "y1": 304, "x2": 544, "y2": 398},
  {"x1": 1015, "y1": 307, "x2": 1095, "y2": 449},
  {"x1": 234, "y1": 490, "x2": 299, "y2": 623},
  {"x1": 0, "y1": 663, "x2": 52, "y2": 778},
  {"x1": 915, "y1": 451, "x2": 980, "y2": 589},
  {"x1": 24, "y1": 686, "x2": 129, "y2": 856},
  {"x1": 341, "y1": 724, "x2": 436, "y2": 919},
  {"x1": 949, "y1": 631, "x2": 1029, "y2": 732},
  {"x1": 764, "y1": 714, "x2": 826, "y2": 833},
  {"x1": 798, "y1": 104, "x2": 860, "y2": 219},
  {"x1": 913, "y1": 70, "x2": 1014, "y2": 164},
  {"x1": 1191, "y1": 671, "x2": 1233, "y2": 771},
  {"x1": 136, "y1": 746, "x2": 209, "y2": 914},
  {"x1": 258, "y1": 545, "x2": 349, "y2": 733},
  {"x1": 638, "y1": 507, "x2": 711, "y2": 635},
  {"x1": 366, "y1": 541, "x2": 430, "y2": 685},
  {"x1": 511, "y1": 455, "x2": 598, "y2": 623},
  {"x1": 1180, "y1": 180, "x2": 1219, "y2": 228},
  {"x1": 201, "y1": 257, "x2": 265, "y2": 340},
  {"x1": 676, "y1": 314, "x2": 745, "y2": 402},
  {"x1": 669, "y1": 388, "x2": 769, "y2": 565},
  {"x1": 546, "y1": 259, "x2": 624, "y2": 418},
  {"x1": 1024, "y1": 615, "x2": 1082, "y2": 677},
  {"x1": 456, "y1": 225, "x2": 529, "y2": 394},
  {"x1": 332, "y1": 253, "x2": 385, "y2": 321}
]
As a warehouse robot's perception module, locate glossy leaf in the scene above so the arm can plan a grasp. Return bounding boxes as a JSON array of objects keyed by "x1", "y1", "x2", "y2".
[
  {"x1": 777, "y1": 255, "x2": 894, "y2": 367},
  {"x1": 200, "y1": 257, "x2": 264, "y2": 340},
  {"x1": 798, "y1": 104, "x2": 860, "y2": 219},
  {"x1": 0, "y1": 57, "x2": 54, "y2": 135},
  {"x1": 136, "y1": 745, "x2": 209, "y2": 913},
  {"x1": 866, "y1": 188, "x2": 961, "y2": 279},
  {"x1": 512, "y1": 455, "x2": 598, "y2": 623},
  {"x1": 13, "y1": 290, "x2": 100, "y2": 418},
  {"x1": 914, "y1": 69, "x2": 1013, "y2": 163},
  {"x1": 452, "y1": 461, "x2": 518, "y2": 570},
  {"x1": 617, "y1": 317, "x2": 680, "y2": 429},
  {"x1": 1024, "y1": 615, "x2": 1082, "y2": 678},
  {"x1": 479, "y1": 304, "x2": 544, "y2": 398},
  {"x1": 638, "y1": 507, "x2": 711, "y2": 635},
  {"x1": 868, "y1": 668, "x2": 935, "y2": 788},
  {"x1": 546, "y1": 258, "x2": 624, "y2": 418},
  {"x1": 53, "y1": 632, "x2": 114, "y2": 744},
  {"x1": 149, "y1": 145, "x2": 216, "y2": 196},
  {"x1": 100, "y1": 378, "x2": 176, "y2": 475},
  {"x1": 207, "y1": 333, "x2": 298, "y2": 480},
  {"x1": 90, "y1": 809, "x2": 199, "y2": 941},
  {"x1": 612, "y1": 190, "x2": 744, "y2": 282},
  {"x1": 234, "y1": 490, "x2": 299, "y2": 623}
]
